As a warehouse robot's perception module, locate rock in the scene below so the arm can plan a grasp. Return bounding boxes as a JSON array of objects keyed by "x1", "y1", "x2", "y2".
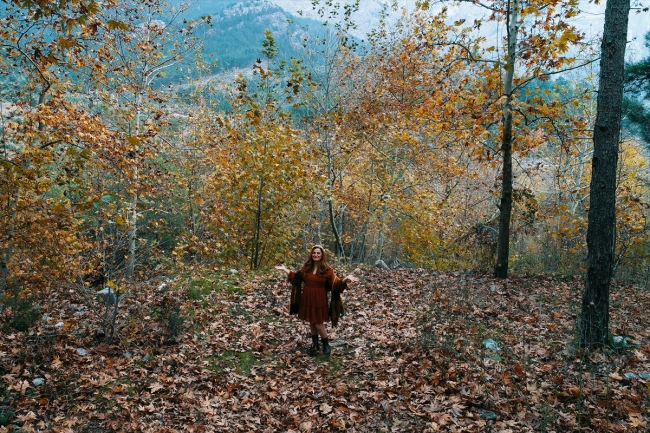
[
  {"x1": 228, "y1": 269, "x2": 238, "y2": 275},
  {"x1": 374, "y1": 260, "x2": 390, "y2": 270},
  {"x1": 611, "y1": 335, "x2": 639, "y2": 348},
  {"x1": 97, "y1": 287, "x2": 122, "y2": 305},
  {"x1": 32, "y1": 378, "x2": 45, "y2": 386},
  {"x1": 391, "y1": 259, "x2": 415, "y2": 268},
  {"x1": 41, "y1": 315, "x2": 51, "y2": 322},
  {"x1": 54, "y1": 322, "x2": 64, "y2": 328},
  {"x1": 76, "y1": 348, "x2": 88, "y2": 356},
  {"x1": 483, "y1": 339, "x2": 500, "y2": 351},
  {"x1": 481, "y1": 410, "x2": 498, "y2": 420},
  {"x1": 490, "y1": 285, "x2": 498, "y2": 292}
]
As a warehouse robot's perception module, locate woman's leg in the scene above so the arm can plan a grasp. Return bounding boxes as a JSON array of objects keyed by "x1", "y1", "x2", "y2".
[
  {"x1": 307, "y1": 323, "x2": 320, "y2": 355},
  {"x1": 314, "y1": 323, "x2": 331, "y2": 355},
  {"x1": 314, "y1": 323, "x2": 328, "y2": 338}
]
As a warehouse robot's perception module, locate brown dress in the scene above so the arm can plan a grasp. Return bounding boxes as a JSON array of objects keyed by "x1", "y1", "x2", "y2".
[
  {"x1": 297, "y1": 272, "x2": 329, "y2": 323},
  {"x1": 288, "y1": 268, "x2": 347, "y2": 324}
]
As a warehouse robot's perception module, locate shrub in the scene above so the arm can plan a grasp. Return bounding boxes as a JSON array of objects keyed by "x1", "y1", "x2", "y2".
[
  {"x1": 8, "y1": 299, "x2": 40, "y2": 332},
  {"x1": 154, "y1": 294, "x2": 186, "y2": 343}
]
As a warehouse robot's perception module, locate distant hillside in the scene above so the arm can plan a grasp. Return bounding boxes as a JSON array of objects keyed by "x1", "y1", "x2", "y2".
[{"x1": 170, "y1": 0, "x2": 338, "y2": 81}]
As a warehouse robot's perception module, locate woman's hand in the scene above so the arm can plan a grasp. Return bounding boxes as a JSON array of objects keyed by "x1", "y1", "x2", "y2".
[
  {"x1": 274, "y1": 264, "x2": 290, "y2": 275},
  {"x1": 342, "y1": 268, "x2": 361, "y2": 284},
  {"x1": 343, "y1": 268, "x2": 360, "y2": 284}
]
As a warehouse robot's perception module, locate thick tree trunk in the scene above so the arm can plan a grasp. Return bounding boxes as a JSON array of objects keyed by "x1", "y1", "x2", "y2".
[
  {"x1": 494, "y1": 0, "x2": 519, "y2": 279},
  {"x1": 580, "y1": 0, "x2": 630, "y2": 349}
]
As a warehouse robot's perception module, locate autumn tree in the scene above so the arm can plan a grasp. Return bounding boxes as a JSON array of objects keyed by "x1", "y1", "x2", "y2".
[
  {"x1": 580, "y1": 0, "x2": 631, "y2": 349},
  {"x1": 420, "y1": 0, "x2": 594, "y2": 277},
  {"x1": 0, "y1": 0, "x2": 121, "y2": 297},
  {"x1": 83, "y1": 0, "x2": 206, "y2": 280},
  {"x1": 331, "y1": 9, "x2": 494, "y2": 265},
  {"x1": 196, "y1": 31, "x2": 316, "y2": 269},
  {"x1": 295, "y1": 1, "x2": 361, "y2": 258}
]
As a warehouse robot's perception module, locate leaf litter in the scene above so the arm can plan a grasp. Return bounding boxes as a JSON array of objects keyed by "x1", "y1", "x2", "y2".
[{"x1": 0, "y1": 267, "x2": 649, "y2": 432}]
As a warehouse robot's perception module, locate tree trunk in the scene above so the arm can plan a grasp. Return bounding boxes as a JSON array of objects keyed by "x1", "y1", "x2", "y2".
[
  {"x1": 127, "y1": 91, "x2": 143, "y2": 281},
  {"x1": 127, "y1": 193, "x2": 137, "y2": 279},
  {"x1": 326, "y1": 144, "x2": 344, "y2": 258},
  {"x1": 580, "y1": 0, "x2": 630, "y2": 349},
  {"x1": 317, "y1": 197, "x2": 324, "y2": 245},
  {"x1": 494, "y1": 0, "x2": 519, "y2": 279},
  {"x1": 251, "y1": 175, "x2": 265, "y2": 270},
  {"x1": 328, "y1": 198, "x2": 344, "y2": 257}
]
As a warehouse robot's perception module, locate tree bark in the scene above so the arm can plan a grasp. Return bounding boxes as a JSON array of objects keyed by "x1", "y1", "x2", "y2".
[
  {"x1": 494, "y1": 0, "x2": 519, "y2": 279},
  {"x1": 580, "y1": 0, "x2": 630, "y2": 349},
  {"x1": 326, "y1": 142, "x2": 345, "y2": 258},
  {"x1": 251, "y1": 175, "x2": 265, "y2": 270}
]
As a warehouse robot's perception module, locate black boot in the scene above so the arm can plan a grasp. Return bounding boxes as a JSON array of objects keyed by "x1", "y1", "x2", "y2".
[
  {"x1": 308, "y1": 335, "x2": 320, "y2": 356},
  {"x1": 321, "y1": 337, "x2": 331, "y2": 355}
]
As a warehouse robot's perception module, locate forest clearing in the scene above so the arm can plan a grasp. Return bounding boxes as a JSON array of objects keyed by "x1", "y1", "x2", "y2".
[
  {"x1": 1, "y1": 267, "x2": 649, "y2": 432},
  {"x1": 2, "y1": 0, "x2": 650, "y2": 430}
]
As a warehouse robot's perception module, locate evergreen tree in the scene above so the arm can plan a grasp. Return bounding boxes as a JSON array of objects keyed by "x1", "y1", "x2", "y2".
[{"x1": 624, "y1": 31, "x2": 650, "y2": 144}]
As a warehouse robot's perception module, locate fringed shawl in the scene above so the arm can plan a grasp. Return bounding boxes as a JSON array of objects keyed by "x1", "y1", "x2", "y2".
[{"x1": 289, "y1": 267, "x2": 347, "y2": 326}]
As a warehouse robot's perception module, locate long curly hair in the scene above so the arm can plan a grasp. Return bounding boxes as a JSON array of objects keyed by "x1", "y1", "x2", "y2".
[{"x1": 302, "y1": 245, "x2": 332, "y2": 276}]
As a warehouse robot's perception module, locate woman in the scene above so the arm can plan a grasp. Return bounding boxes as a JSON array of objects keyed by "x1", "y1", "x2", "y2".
[{"x1": 275, "y1": 245, "x2": 358, "y2": 355}]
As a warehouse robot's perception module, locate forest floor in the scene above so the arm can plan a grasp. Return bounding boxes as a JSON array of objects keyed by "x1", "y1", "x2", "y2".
[{"x1": 1, "y1": 266, "x2": 649, "y2": 432}]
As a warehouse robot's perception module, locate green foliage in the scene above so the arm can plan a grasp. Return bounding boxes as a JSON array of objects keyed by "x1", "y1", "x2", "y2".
[
  {"x1": 624, "y1": 32, "x2": 650, "y2": 145},
  {"x1": 6, "y1": 297, "x2": 40, "y2": 332},
  {"x1": 623, "y1": 97, "x2": 650, "y2": 145},
  {"x1": 607, "y1": 334, "x2": 640, "y2": 352},
  {"x1": 154, "y1": 295, "x2": 186, "y2": 342},
  {"x1": 0, "y1": 406, "x2": 14, "y2": 427},
  {"x1": 187, "y1": 278, "x2": 213, "y2": 300},
  {"x1": 207, "y1": 350, "x2": 259, "y2": 376},
  {"x1": 217, "y1": 280, "x2": 243, "y2": 295}
]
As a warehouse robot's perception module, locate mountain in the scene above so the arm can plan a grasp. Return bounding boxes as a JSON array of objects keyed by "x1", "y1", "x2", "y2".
[
  {"x1": 184, "y1": 0, "x2": 648, "y2": 78},
  {"x1": 178, "y1": 0, "x2": 334, "y2": 72}
]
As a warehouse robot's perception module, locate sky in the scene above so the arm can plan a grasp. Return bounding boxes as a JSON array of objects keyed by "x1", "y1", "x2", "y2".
[{"x1": 269, "y1": 0, "x2": 650, "y2": 61}]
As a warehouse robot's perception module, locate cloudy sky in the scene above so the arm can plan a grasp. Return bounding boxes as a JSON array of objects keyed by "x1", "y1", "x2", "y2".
[{"x1": 270, "y1": 0, "x2": 649, "y2": 61}]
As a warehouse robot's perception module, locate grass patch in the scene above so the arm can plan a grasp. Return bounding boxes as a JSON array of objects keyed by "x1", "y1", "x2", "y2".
[
  {"x1": 315, "y1": 355, "x2": 343, "y2": 374},
  {"x1": 228, "y1": 303, "x2": 248, "y2": 318},
  {"x1": 217, "y1": 280, "x2": 243, "y2": 295},
  {"x1": 187, "y1": 278, "x2": 213, "y2": 300},
  {"x1": 207, "y1": 350, "x2": 260, "y2": 376}
]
